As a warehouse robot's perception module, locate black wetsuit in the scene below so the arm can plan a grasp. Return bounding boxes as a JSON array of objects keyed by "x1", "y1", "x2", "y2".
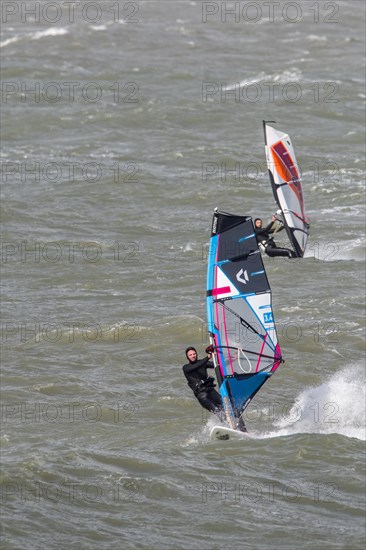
[
  {"x1": 182, "y1": 357, "x2": 222, "y2": 413},
  {"x1": 255, "y1": 221, "x2": 294, "y2": 258}
]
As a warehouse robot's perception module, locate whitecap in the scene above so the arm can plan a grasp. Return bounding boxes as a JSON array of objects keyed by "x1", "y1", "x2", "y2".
[
  {"x1": 30, "y1": 28, "x2": 69, "y2": 40},
  {"x1": 307, "y1": 35, "x2": 327, "y2": 42},
  {"x1": 0, "y1": 35, "x2": 21, "y2": 48}
]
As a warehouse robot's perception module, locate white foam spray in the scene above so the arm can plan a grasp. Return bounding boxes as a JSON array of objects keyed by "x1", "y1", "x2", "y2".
[{"x1": 268, "y1": 364, "x2": 366, "y2": 440}]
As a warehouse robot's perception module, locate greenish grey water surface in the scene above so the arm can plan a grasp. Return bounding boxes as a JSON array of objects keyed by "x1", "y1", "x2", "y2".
[{"x1": 1, "y1": 1, "x2": 365, "y2": 549}]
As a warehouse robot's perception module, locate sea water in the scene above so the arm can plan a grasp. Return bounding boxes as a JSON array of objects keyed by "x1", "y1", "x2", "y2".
[{"x1": 1, "y1": 1, "x2": 365, "y2": 549}]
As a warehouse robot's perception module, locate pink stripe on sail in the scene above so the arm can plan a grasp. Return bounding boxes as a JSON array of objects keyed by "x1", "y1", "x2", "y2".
[
  {"x1": 271, "y1": 343, "x2": 282, "y2": 372},
  {"x1": 222, "y1": 301, "x2": 235, "y2": 375},
  {"x1": 212, "y1": 286, "x2": 231, "y2": 296},
  {"x1": 256, "y1": 335, "x2": 267, "y2": 372},
  {"x1": 214, "y1": 238, "x2": 225, "y2": 377}
]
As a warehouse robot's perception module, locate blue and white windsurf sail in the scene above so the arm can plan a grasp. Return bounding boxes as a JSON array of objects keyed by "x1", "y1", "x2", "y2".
[
  {"x1": 263, "y1": 120, "x2": 310, "y2": 257},
  {"x1": 206, "y1": 210, "x2": 283, "y2": 430}
]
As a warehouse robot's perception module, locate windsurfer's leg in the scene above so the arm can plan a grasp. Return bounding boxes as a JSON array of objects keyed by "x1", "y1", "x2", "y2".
[
  {"x1": 196, "y1": 392, "x2": 217, "y2": 413},
  {"x1": 265, "y1": 244, "x2": 294, "y2": 258},
  {"x1": 208, "y1": 390, "x2": 226, "y2": 422},
  {"x1": 197, "y1": 390, "x2": 225, "y2": 421},
  {"x1": 209, "y1": 389, "x2": 223, "y2": 409},
  {"x1": 236, "y1": 416, "x2": 247, "y2": 432}
]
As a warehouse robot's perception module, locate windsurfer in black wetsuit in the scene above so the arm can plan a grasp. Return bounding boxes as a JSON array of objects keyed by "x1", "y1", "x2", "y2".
[
  {"x1": 254, "y1": 215, "x2": 295, "y2": 258},
  {"x1": 183, "y1": 346, "x2": 247, "y2": 432},
  {"x1": 182, "y1": 346, "x2": 223, "y2": 415}
]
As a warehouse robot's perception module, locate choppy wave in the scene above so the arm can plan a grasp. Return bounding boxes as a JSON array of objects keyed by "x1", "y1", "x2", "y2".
[
  {"x1": 304, "y1": 237, "x2": 366, "y2": 263},
  {"x1": 1, "y1": 27, "x2": 68, "y2": 48},
  {"x1": 0, "y1": 35, "x2": 20, "y2": 48},
  {"x1": 31, "y1": 28, "x2": 68, "y2": 40},
  {"x1": 225, "y1": 68, "x2": 303, "y2": 91},
  {"x1": 307, "y1": 34, "x2": 328, "y2": 42},
  {"x1": 2, "y1": 1, "x2": 365, "y2": 548}
]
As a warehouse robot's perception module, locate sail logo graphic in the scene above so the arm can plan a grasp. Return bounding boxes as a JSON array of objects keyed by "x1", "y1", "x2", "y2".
[
  {"x1": 263, "y1": 312, "x2": 273, "y2": 324},
  {"x1": 236, "y1": 268, "x2": 249, "y2": 284}
]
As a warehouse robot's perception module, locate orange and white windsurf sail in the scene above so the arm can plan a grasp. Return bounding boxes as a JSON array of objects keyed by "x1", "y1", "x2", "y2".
[{"x1": 263, "y1": 120, "x2": 310, "y2": 257}]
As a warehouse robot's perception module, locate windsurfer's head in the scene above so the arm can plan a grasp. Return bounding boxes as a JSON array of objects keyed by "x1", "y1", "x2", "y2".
[
  {"x1": 185, "y1": 347, "x2": 197, "y2": 363},
  {"x1": 254, "y1": 218, "x2": 262, "y2": 228}
]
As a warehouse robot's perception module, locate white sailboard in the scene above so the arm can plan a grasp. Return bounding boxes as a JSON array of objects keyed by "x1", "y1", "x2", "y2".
[{"x1": 210, "y1": 425, "x2": 249, "y2": 441}]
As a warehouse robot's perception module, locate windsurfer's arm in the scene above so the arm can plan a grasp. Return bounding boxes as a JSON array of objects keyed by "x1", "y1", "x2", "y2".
[
  {"x1": 271, "y1": 214, "x2": 285, "y2": 233},
  {"x1": 257, "y1": 220, "x2": 275, "y2": 236},
  {"x1": 205, "y1": 344, "x2": 214, "y2": 363},
  {"x1": 183, "y1": 357, "x2": 211, "y2": 374}
]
